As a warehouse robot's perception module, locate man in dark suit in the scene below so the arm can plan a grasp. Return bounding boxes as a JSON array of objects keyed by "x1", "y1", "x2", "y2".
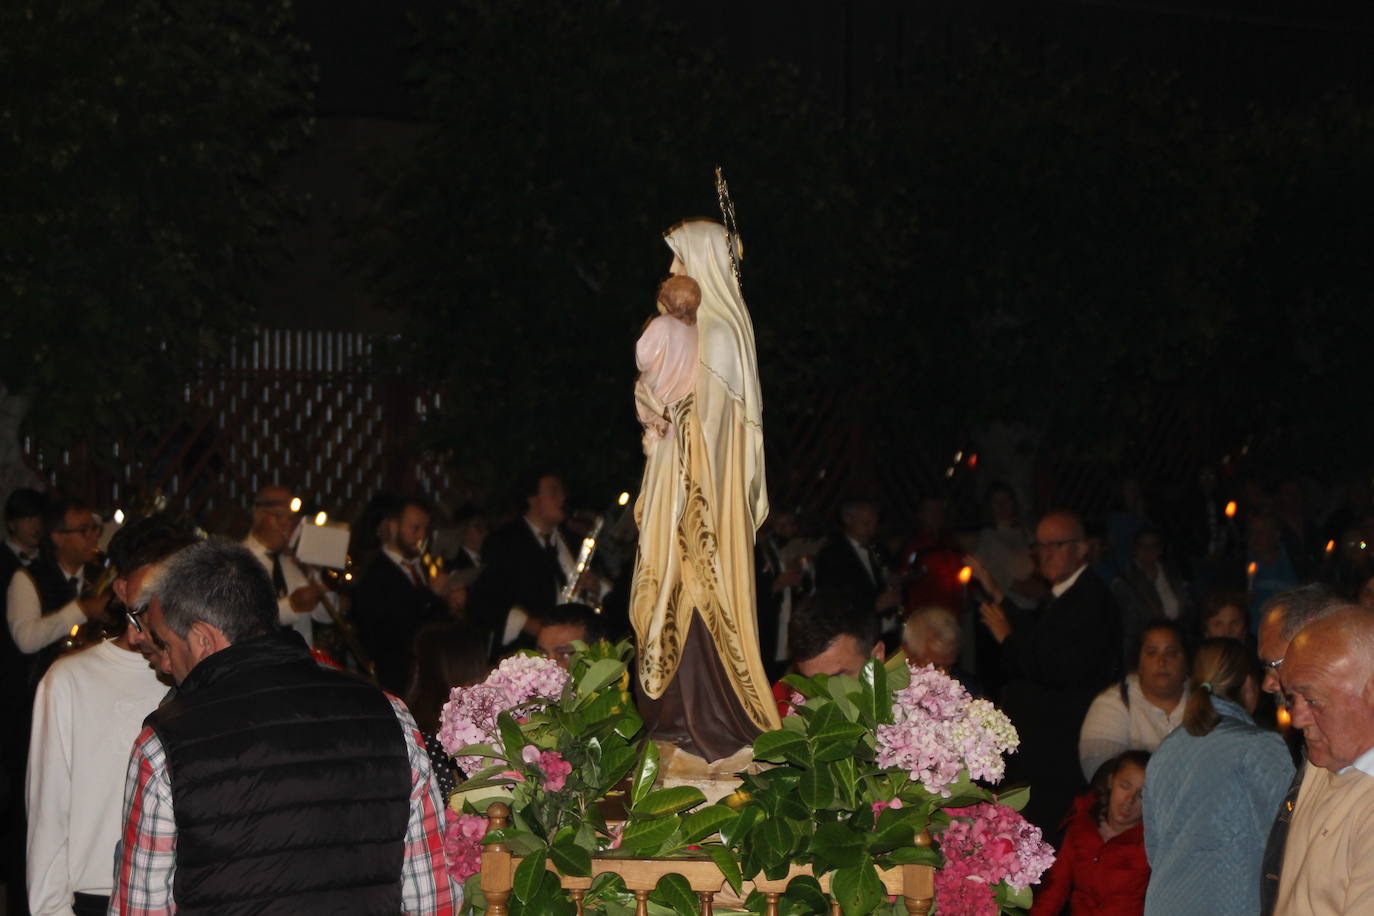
[
  {"x1": 471, "y1": 470, "x2": 582, "y2": 661},
  {"x1": 815, "y1": 500, "x2": 901, "y2": 636},
  {"x1": 350, "y1": 497, "x2": 448, "y2": 694},
  {"x1": 979, "y1": 509, "x2": 1122, "y2": 843}
]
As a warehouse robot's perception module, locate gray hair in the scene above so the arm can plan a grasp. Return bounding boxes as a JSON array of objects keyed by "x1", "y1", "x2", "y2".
[
  {"x1": 1263, "y1": 583, "x2": 1343, "y2": 640},
  {"x1": 147, "y1": 538, "x2": 278, "y2": 644},
  {"x1": 904, "y1": 606, "x2": 961, "y2": 657}
]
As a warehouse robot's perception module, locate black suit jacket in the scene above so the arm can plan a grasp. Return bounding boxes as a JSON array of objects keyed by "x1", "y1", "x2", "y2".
[
  {"x1": 350, "y1": 554, "x2": 447, "y2": 695},
  {"x1": 470, "y1": 520, "x2": 568, "y2": 642},
  {"x1": 998, "y1": 566, "x2": 1122, "y2": 841},
  {"x1": 815, "y1": 535, "x2": 882, "y2": 612}
]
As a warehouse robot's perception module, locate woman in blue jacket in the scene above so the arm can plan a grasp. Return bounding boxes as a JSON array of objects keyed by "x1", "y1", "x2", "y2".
[{"x1": 1141, "y1": 637, "x2": 1294, "y2": 914}]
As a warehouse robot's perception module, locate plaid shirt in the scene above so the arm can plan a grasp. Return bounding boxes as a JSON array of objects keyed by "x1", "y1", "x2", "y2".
[{"x1": 108, "y1": 694, "x2": 457, "y2": 915}]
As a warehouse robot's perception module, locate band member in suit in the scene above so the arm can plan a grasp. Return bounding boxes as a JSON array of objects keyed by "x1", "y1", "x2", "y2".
[
  {"x1": 471, "y1": 470, "x2": 588, "y2": 661},
  {"x1": 351, "y1": 497, "x2": 449, "y2": 694},
  {"x1": 815, "y1": 500, "x2": 901, "y2": 626}
]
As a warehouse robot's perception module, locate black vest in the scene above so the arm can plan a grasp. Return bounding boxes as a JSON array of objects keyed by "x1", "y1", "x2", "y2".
[{"x1": 147, "y1": 630, "x2": 412, "y2": 915}]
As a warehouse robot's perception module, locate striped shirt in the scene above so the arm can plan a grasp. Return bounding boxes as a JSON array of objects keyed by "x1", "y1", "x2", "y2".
[{"x1": 108, "y1": 694, "x2": 457, "y2": 915}]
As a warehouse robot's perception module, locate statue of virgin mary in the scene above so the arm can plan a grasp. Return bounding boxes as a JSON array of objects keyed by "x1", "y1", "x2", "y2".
[{"x1": 631, "y1": 217, "x2": 781, "y2": 763}]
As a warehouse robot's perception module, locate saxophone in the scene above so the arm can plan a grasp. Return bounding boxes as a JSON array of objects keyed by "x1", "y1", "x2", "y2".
[{"x1": 559, "y1": 515, "x2": 604, "y2": 606}]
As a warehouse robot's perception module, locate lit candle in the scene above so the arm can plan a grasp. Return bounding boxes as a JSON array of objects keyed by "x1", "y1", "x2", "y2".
[
  {"x1": 1246, "y1": 560, "x2": 1258, "y2": 593},
  {"x1": 1225, "y1": 500, "x2": 1238, "y2": 518}
]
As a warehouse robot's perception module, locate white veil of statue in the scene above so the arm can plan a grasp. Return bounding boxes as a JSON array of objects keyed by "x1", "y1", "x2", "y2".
[{"x1": 632, "y1": 218, "x2": 778, "y2": 760}]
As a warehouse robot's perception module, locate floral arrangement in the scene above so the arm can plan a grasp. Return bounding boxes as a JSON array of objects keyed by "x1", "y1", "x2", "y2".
[
  {"x1": 737, "y1": 659, "x2": 1054, "y2": 915},
  {"x1": 438, "y1": 644, "x2": 1051, "y2": 915}
]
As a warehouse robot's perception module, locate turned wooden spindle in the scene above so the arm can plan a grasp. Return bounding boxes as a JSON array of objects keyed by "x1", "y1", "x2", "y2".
[
  {"x1": 481, "y1": 802, "x2": 513, "y2": 916},
  {"x1": 634, "y1": 889, "x2": 651, "y2": 916},
  {"x1": 830, "y1": 900, "x2": 843, "y2": 916},
  {"x1": 764, "y1": 892, "x2": 781, "y2": 916},
  {"x1": 571, "y1": 888, "x2": 586, "y2": 915},
  {"x1": 904, "y1": 828, "x2": 936, "y2": 915},
  {"x1": 696, "y1": 890, "x2": 715, "y2": 915}
]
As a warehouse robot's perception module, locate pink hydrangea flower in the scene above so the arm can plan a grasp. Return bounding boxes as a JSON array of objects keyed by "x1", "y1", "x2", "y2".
[
  {"x1": 442, "y1": 810, "x2": 489, "y2": 883},
  {"x1": 521, "y1": 745, "x2": 573, "y2": 792},
  {"x1": 871, "y1": 797, "x2": 903, "y2": 821},
  {"x1": 874, "y1": 664, "x2": 1018, "y2": 796},
  {"x1": 437, "y1": 655, "x2": 571, "y2": 774},
  {"x1": 938, "y1": 803, "x2": 1055, "y2": 895}
]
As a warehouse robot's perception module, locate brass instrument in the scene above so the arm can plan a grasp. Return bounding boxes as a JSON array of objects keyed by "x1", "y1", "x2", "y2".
[
  {"x1": 308, "y1": 561, "x2": 379, "y2": 686},
  {"x1": 559, "y1": 515, "x2": 604, "y2": 606}
]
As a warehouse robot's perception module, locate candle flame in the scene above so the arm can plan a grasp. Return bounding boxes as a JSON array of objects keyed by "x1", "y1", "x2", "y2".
[
  {"x1": 314, "y1": 511, "x2": 328, "y2": 526},
  {"x1": 967, "y1": 453, "x2": 978, "y2": 468},
  {"x1": 1225, "y1": 501, "x2": 1237, "y2": 518},
  {"x1": 1277, "y1": 706, "x2": 1291, "y2": 728},
  {"x1": 618, "y1": 491, "x2": 630, "y2": 507},
  {"x1": 1326, "y1": 540, "x2": 1336, "y2": 554},
  {"x1": 69, "y1": 625, "x2": 80, "y2": 638},
  {"x1": 289, "y1": 496, "x2": 302, "y2": 513},
  {"x1": 113, "y1": 509, "x2": 126, "y2": 525},
  {"x1": 957, "y1": 566, "x2": 973, "y2": 585},
  {"x1": 1247, "y1": 561, "x2": 1258, "y2": 576}
]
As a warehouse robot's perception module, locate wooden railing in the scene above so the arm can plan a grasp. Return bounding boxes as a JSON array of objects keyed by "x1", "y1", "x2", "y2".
[{"x1": 479, "y1": 803, "x2": 935, "y2": 916}]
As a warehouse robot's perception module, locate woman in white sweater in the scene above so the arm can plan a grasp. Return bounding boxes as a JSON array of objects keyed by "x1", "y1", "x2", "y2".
[{"x1": 1079, "y1": 620, "x2": 1190, "y2": 781}]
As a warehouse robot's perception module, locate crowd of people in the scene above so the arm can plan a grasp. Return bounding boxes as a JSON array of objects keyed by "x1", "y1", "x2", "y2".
[{"x1": 4, "y1": 465, "x2": 1374, "y2": 914}]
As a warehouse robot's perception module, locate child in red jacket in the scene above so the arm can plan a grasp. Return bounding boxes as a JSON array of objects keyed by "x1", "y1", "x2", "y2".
[{"x1": 1031, "y1": 750, "x2": 1152, "y2": 915}]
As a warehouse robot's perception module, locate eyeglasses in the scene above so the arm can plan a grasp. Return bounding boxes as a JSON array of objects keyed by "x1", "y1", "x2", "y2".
[
  {"x1": 56, "y1": 523, "x2": 101, "y2": 536},
  {"x1": 1032, "y1": 538, "x2": 1083, "y2": 552},
  {"x1": 126, "y1": 601, "x2": 149, "y2": 634},
  {"x1": 1263, "y1": 656, "x2": 1284, "y2": 671}
]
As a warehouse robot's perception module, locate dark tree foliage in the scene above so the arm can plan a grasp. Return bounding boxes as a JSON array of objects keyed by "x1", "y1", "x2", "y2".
[
  {"x1": 373, "y1": 6, "x2": 1374, "y2": 498},
  {"x1": 0, "y1": 0, "x2": 313, "y2": 457}
]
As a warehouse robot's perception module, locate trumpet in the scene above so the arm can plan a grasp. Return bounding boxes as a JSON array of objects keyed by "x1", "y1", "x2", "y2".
[{"x1": 559, "y1": 515, "x2": 604, "y2": 606}]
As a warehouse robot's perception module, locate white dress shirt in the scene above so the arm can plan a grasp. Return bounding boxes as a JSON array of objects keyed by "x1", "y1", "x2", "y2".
[
  {"x1": 26, "y1": 639, "x2": 168, "y2": 914},
  {"x1": 241, "y1": 536, "x2": 330, "y2": 642},
  {"x1": 7, "y1": 567, "x2": 86, "y2": 654}
]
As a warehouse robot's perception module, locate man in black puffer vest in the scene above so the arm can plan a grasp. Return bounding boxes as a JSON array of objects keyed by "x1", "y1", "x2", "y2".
[{"x1": 108, "y1": 539, "x2": 457, "y2": 915}]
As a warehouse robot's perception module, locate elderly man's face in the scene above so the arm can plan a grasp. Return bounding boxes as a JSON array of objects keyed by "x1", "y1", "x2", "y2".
[
  {"x1": 1034, "y1": 515, "x2": 1088, "y2": 585},
  {"x1": 1283, "y1": 644, "x2": 1374, "y2": 771}
]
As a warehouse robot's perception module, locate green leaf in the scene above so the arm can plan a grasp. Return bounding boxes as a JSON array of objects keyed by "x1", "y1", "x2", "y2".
[
  {"x1": 497, "y1": 711, "x2": 528, "y2": 764},
  {"x1": 720, "y1": 804, "x2": 758, "y2": 848},
  {"x1": 753, "y1": 728, "x2": 808, "y2": 763},
  {"x1": 868, "y1": 821, "x2": 915, "y2": 855},
  {"x1": 756, "y1": 816, "x2": 795, "y2": 865},
  {"x1": 861, "y1": 657, "x2": 890, "y2": 724},
  {"x1": 681, "y1": 805, "x2": 737, "y2": 843},
  {"x1": 998, "y1": 785, "x2": 1031, "y2": 813},
  {"x1": 512, "y1": 849, "x2": 546, "y2": 904},
  {"x1": 600, "y1": 744, "x2": 639, "y2": 792},
  {"x1": 549, "y1": 839, "x2": 592, "y2": 877},
  {"x1": 631, "y1": 741, "x2": 660, "y2": 808},
  {"x1": 879, "y1": 844, "x2": 940, "y2": 867},
  {"x1": 1001, "y1": 883, "x2": 1033, "y2": 909},
  {"x1": 702, "y1": 843, "x2": 743, "y2": 893},
  {"x1": 576, "y1": 658, "x2": 626, "y2": 697},
  {"x1": 649, "y1": 873, "x2": 698, "y2": 916},
  {"x1": 824, "y1": 674, "x2": 862, "y2": 720},
  {"x1": 884, "y1": 654, "x2": 911, "y2": 694},
  {"x1": 620, "y1": 816, "x2": 678, "y2": 853},
  {"x1": 632, "y1": 786, "x2": 706, "y2": 818},
  {"x1": 783, "y1": 875, "x2": 829, "y2": 914},
  {"x1": 798, "y1": 765, "x2": 835, "y2": 808},
  {"x1": 830, "y1": 857, "x2": 885, "y2": 916}
]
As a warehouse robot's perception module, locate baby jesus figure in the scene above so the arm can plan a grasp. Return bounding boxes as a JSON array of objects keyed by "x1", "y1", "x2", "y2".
[{"x1": 634, "y1": 275, "x2": 700, "y2": 452}]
